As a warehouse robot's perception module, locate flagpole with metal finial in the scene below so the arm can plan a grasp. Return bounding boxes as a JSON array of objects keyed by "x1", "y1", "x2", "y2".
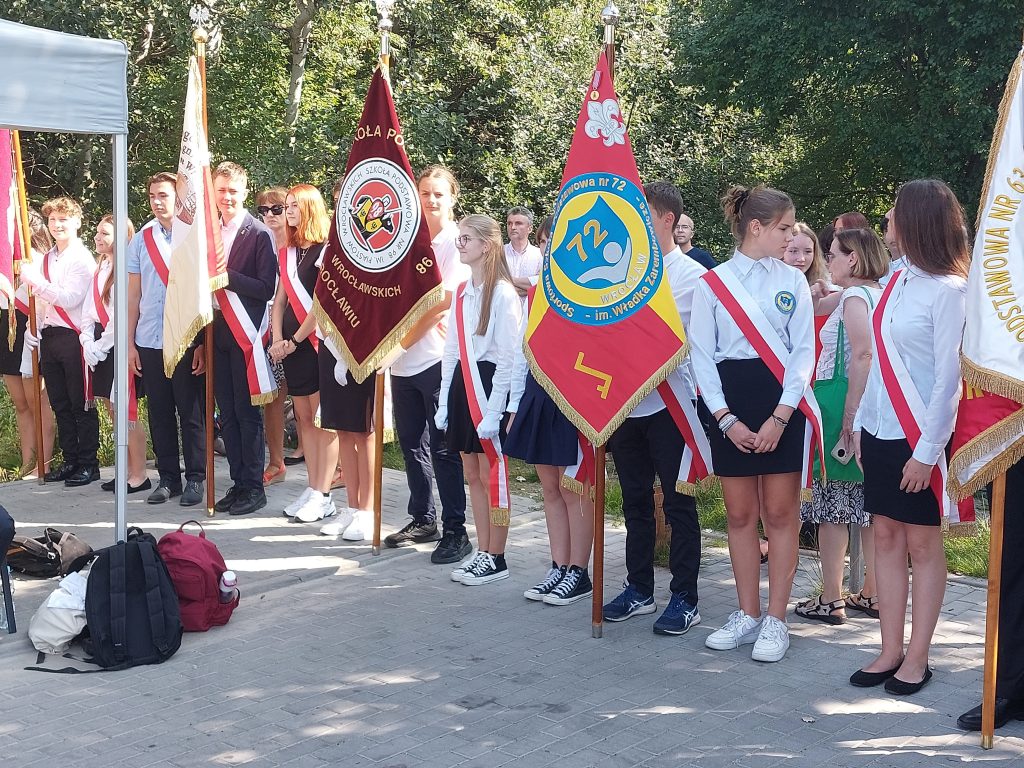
[
  {"x1": 591, "y1": 1, "x2": 619, "y2": 640},
  {"x1": 11, "y1": 132, "x2": 46, "y2": 485},
  {"x1": 371, "y1": 0, "x2": 396, "y2": 556},
  {"x1": 191, "y1": 3, "x2": 218, "y2": 518}
]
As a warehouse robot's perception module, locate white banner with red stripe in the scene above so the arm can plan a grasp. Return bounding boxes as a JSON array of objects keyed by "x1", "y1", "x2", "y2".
[
  {"x1": 657, "y1": 374, "x2": 714, "y2": 495},
  {"x1": 454, "y1": 282, "x2": 510, "y2": 526},
  {"x1": 873, "y1": 270, "x2": 959, "y2": 520},
  {"x1": 702, "y1": 268, "x2": 824, "y2": 495}
]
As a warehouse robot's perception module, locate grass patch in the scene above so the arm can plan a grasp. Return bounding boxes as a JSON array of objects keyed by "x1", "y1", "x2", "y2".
[{"x1": 945, "y1": 518, "x2": 989, "y2": 579}]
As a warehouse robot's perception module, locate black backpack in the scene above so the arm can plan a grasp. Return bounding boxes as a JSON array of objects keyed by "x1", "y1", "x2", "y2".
[{"x1": 83, "y1": 528, "x2": 183, "y2": 669}]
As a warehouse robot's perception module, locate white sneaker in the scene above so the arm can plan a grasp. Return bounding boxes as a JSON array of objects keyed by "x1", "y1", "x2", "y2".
[
  {"x1": 705, "y1": 610, "x2": 764, "y2": 650},
  {"x1": 283, "y1": 487, "x2": 314, "y2": 517},
  {"x1": 341, "y1": 509, "x2": 372, "y2": 541},
  {"x1": 451, "y1": 552, "x2": 483, "y2": 582},
  {"x1": 319, "y1": 507, "x2": 355, "y2": 536},
  {"x1": 294, "y1": 492, "x2": 335, "y2": 523},
  {"x1": 751, "y1": 615, "x2": 790, "y2": 662}
]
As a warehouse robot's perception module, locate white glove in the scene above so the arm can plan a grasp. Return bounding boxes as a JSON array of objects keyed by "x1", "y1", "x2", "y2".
[
  {"x1": 434, "y1": 404, "x2": 448, "y2": 431},
  {"x1": 334, "y1": 357, "x2": 349, "y2": 386},
  {"x1": 477, "y1": 411, "x2": 501, "y2": 441},
  {"x1": 79, "y1": 331, "x2": 92, "y2": 349},
  {"x1": 82, "y1": 340, "x2": 100, "y2": 369},
  {"x1": 24, "y1": 329, "x2": 39, "y2": 351},
  {"x1": 19, "y1": 259, "x2": 45, "y2": 289},
  {"x1": 375, "y1": 343, "x2": 405, "y2": 373}
]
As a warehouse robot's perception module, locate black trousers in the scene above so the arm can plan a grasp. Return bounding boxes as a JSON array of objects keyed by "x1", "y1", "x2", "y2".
[
  {"x1": 213, "y1": 315, "x2": 264, "y2": 490},
  {"x1": 40, "y1": 326, "x2": 99, "y2": 469},
  {"x1": 609, "y1": 407, "x2": 700, "y2": 601},
  {"x1": 138, "y1": 345, "x2": 206, "y2": 487},
  {"x1": 997, "y1": 457, "x2": 1024, "y2": 699},
  {"x1": 392, "y1": 362, "x2": 466, "y2": 535}
]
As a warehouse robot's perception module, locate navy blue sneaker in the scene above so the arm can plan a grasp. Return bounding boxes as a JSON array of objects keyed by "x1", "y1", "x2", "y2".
[
  {"x1": 653, "y1": 592, "x2": 702, "y2": 635},
  {"x1": 602, "y1": 584, "x2": 656, "y2": 622}
]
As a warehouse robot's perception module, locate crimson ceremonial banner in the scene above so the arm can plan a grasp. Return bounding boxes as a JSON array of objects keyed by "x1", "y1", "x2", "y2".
[
  {"x1": 948, "y1": 45, "x2": 1024, "y2": 500},
  {"x1": 314, "y1": 68, "x2": 443, "y2": 383},
  {"x1": 163, "y1": 55, "x2": 226, "y2": 377},
  {"x1": 524, "y1": 51, "x2": 687, "y2": 445}
]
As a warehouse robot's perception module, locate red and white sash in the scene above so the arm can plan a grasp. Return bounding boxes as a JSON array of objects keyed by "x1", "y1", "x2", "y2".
[
  {"x1": 280, "y1": 247, "x2": 318, "y2": 351},
  {"x1": 657, "y1": 373, "x2": 715, "y2": 494},
  {"x1": 216, "y1": 285, "x2": 278, "y2": 406},
  {"x1": 702, "y1": 268, "x2": 824, "y2": 492},
  {"x1": 143, "y1": 226, "x2": 170, "y2": 287},
  {"x1": 560, "y1": 433, "x2": 596, "y2": 497},
  {"x1": 873, "y1": 270, "x2": 953, "y2": 518},
  {"x1": 454, "y1": 281, "x2": 511, "y2": 525}
]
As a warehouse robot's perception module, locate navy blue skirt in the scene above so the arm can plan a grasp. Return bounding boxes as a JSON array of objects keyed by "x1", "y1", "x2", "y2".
[{"x1": 504, "y1": 373, "x2": 578, "y2": 466}]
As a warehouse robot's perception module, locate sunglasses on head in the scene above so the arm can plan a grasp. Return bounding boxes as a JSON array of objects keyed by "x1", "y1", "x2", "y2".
[{"x1": 258, "y1": 204, "x2": 285, "y2": 216}]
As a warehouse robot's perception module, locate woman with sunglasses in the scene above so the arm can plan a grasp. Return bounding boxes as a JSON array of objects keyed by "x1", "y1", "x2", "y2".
[{"x1": 256, "y1": 187, "x2": 299, "y2": 486}]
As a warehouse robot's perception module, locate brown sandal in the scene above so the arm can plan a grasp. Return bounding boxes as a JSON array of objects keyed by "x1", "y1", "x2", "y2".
[
  {"x1": 795, "y1": 595, "x2": 847, "y2": 625},
  {"x1": 845, "y1": 591, "x2": 880, "y2": 619}
]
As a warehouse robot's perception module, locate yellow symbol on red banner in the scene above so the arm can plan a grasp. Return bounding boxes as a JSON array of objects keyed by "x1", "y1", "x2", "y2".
[
  {"x1": 964, "y1": 384, "x2": 985, "y2": 400},
  {"x1": 574, "y1": 352, "x2": 612, "y2": 400}
]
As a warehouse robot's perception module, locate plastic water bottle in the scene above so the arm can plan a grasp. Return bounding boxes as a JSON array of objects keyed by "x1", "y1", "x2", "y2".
[{"x1": 219, "y1": 570, "x2": 238, "y2": 603}]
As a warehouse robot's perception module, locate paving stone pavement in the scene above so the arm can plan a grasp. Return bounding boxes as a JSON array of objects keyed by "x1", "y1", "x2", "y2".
[{"x1": 1, "y1": 459, "x2": 1022, "y2": 767}]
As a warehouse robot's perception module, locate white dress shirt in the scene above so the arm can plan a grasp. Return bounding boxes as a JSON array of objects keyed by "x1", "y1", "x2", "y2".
[
  {"x1": 630, "y1": 246, "x2": 707, "y2": 418},
  {"x1": 879, "y1": 255, "x2": 908, "y2": 288},
  {"x1": 440, "y1": 278, "x2": 522, "y2": 419},
  {"x1": 504, "y1": 243, "x2": 542, "y2": 286},
  {"x1": 35, "y1": 241, "x2": 96, "y2": 331},
  {"x1": 392, "y1": 221, "x2": 471, "y2": 378},
  {"x1": 854, "y1": 265, "x2": 966, "y2": 465},
  {"x1": 689, "y1": 249, "x2": 815, "y2": 414}
]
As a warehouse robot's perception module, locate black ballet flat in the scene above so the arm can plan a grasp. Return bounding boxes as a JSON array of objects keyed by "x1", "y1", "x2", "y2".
[
  {"x1": 884, "y1": 666, "x2": 932, "y2": 696},
  {"x1": 850, "y1": 660, "x2": 904, "y2": 688},
  {"x1": 283, "y1": 454, "x2": 305, "y2": 466}
]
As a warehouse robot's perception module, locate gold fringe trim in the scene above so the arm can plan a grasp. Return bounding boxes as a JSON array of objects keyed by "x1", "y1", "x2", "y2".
[
  {"x1": 6, "y1": 306, "x2": 14, "y2": 352},
  {"x1": 962, "y1": 355, "x2": 1024, "y2": 406},
  {"x1": 975, "y1": 46, "x2": 1024, "y2": 232},
  {"x1": 675, "y1": 480, "x2": 698, "y2": 497},
  {"x1": 163, "y1": 313, "x2": 212, "y2": 379},
  {"x1": 560, "y1": 475, "x2": 585, "y2": 496},
  {"x1": 945, "y1": 520, "x2": 979, "y2": 538},
  {"x1": 490, "y1": 506, "x2": 510, "y2": 527},
  {"x1": 313, "y1": 283, "x2": 445, "y2": 384},
  {"x1": 251, "y1": 387, "x2": 279, "y2": 407},
  {"x1": 209, "y1": 273, "x2": 229, "y2": 293},
  {"x1": 524, "y1": 340, "x2": 688, "y2": 447},
  {"x1": 800, "y1": 487, "x2": 813, "y2": 503}
]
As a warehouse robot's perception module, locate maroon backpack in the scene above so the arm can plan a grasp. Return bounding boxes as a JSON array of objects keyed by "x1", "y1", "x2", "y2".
[{"x1": 157, "y1": 521, "x2": 238, "y2": 631}]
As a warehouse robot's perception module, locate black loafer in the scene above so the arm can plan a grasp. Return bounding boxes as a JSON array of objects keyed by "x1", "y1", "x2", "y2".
[
  {"x1": 65, "y1": 466, "x2": 100, "y2": 487},
  {"x1": 101, "y1": 478, "x2": 116, "y2": 492},
  {"x1": 215, "y1": 486, "x2": 241, "y2": 513},
  {"x1": 44, "y1": 463, "x2": 76, "y2": 483},
  {"x1": 885, "y1": 666, "x2": 932, "y2": 696},
  {"x1": 850, "y1": 661, "x2": 904, "y2": 688},
  {"x1": 228, "y1": 488, "x2": 267, "y2": 516},
  {"x1": 283, "y1": 454, "x2": 305, "y2": 466},
  {"x1": 957, "y1": 698, "x2": 1024, "y2": 731},
  {"x1": 147, "y1": 484, "x2": 182, "y2": 504},
  {"x1": 128, "y1": 478, "x2": 153, "y2": 494},
  {"x1": 180, "y1": 480, "x2": 204, "y2": 507}
]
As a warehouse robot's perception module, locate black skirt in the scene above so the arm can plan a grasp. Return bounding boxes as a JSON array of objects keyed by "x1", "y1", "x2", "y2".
[
  {"x1": 282, "y1": 339, "x2": 319, "y2": 397},
  {"x1": 862, "y1": 431, "x2": 941, "y2": 526},
  {"x1": 318, "y1": 342, "x2": 374, "y2": 433},
  {"x1": 504, "y1": 372, "x2": 578, "y2": 466},
  {"x1": 0, "y1": 309, "x2": 25, "y2": 376},
  {"x1": 708, "y1": 358, "x2": 807, "y2": 477},
  {"x1": 446, "y1": 360, "x2": 509, "y2": 454}
]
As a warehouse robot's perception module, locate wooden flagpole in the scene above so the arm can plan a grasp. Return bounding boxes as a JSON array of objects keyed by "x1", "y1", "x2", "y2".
[
  {"x1": 981, "y1": 473, "x2": 1007, "y2": 749},
  {"x1": 591, "y1": 2, "x2": 620, "y2": 640},
  {"x1": 192, "y1": 23, "x2": 218, "y2": 518},
  {"x1": 11, "y1": 131, "x2": 46, "y2": 485},
  {"x1": 370, "y1": 0, "x2": 395, "y2": 555}
]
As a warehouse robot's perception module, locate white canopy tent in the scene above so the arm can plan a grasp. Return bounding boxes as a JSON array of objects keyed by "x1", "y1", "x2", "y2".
[{"x1": 0, "y1": 19, "x2": 131, "y2": 542}]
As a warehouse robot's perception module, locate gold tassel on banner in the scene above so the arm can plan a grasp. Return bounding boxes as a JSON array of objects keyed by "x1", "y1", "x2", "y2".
[{"x1": 490, "y1": 507, "x2": 510, "y2": 527}]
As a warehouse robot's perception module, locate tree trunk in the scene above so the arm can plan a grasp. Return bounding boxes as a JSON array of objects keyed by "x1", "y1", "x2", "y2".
[{"x1": 286, "y1": 0, "x2": 318, "y2": 148}]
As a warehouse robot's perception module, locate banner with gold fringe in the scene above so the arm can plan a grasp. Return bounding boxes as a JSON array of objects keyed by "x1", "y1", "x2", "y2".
[{"x1": 524, "y1": 50, "x2": 687, "y2": 445}]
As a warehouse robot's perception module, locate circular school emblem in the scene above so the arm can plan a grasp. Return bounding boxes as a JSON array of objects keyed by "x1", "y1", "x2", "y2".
[
  {"x1": 543, "y1": 172, "x2": 660, "y2": 326},
  {"x1": 336, "y1": 158, "x2": 420, "y2": 273},
  {"x1": 775, "y1": 290, "x2": 796, "y2": 314}
]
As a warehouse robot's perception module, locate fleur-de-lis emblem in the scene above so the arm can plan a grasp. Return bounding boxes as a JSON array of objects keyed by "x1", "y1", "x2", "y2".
[{"x1": 584, "y1": 99, "x2": 626, "y2": 147}]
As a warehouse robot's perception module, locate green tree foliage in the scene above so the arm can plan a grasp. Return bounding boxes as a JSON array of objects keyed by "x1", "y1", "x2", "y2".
[{"x1": 2, "y1": 0, "x2": 1021, "y2": 259}]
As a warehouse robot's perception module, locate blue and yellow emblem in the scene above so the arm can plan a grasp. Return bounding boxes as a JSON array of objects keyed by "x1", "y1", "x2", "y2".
[
  {"x1": 543, "y1": 172, "x2": 661, "y2": 326},
  {"x1": 774, "y1": 290, "x2": 796, "y2": 314}
]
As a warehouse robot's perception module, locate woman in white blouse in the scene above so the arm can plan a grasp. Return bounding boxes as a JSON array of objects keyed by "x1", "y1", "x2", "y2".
[
  {"x1": 689, "y1": 185, "x2": 814, "y2": 663},
  {"x1": 435, "y1": 214, "x2": 522, "y2": 586},
  {"x1": 849, "y1": 179, "x2": 969, "y2": 695}
]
